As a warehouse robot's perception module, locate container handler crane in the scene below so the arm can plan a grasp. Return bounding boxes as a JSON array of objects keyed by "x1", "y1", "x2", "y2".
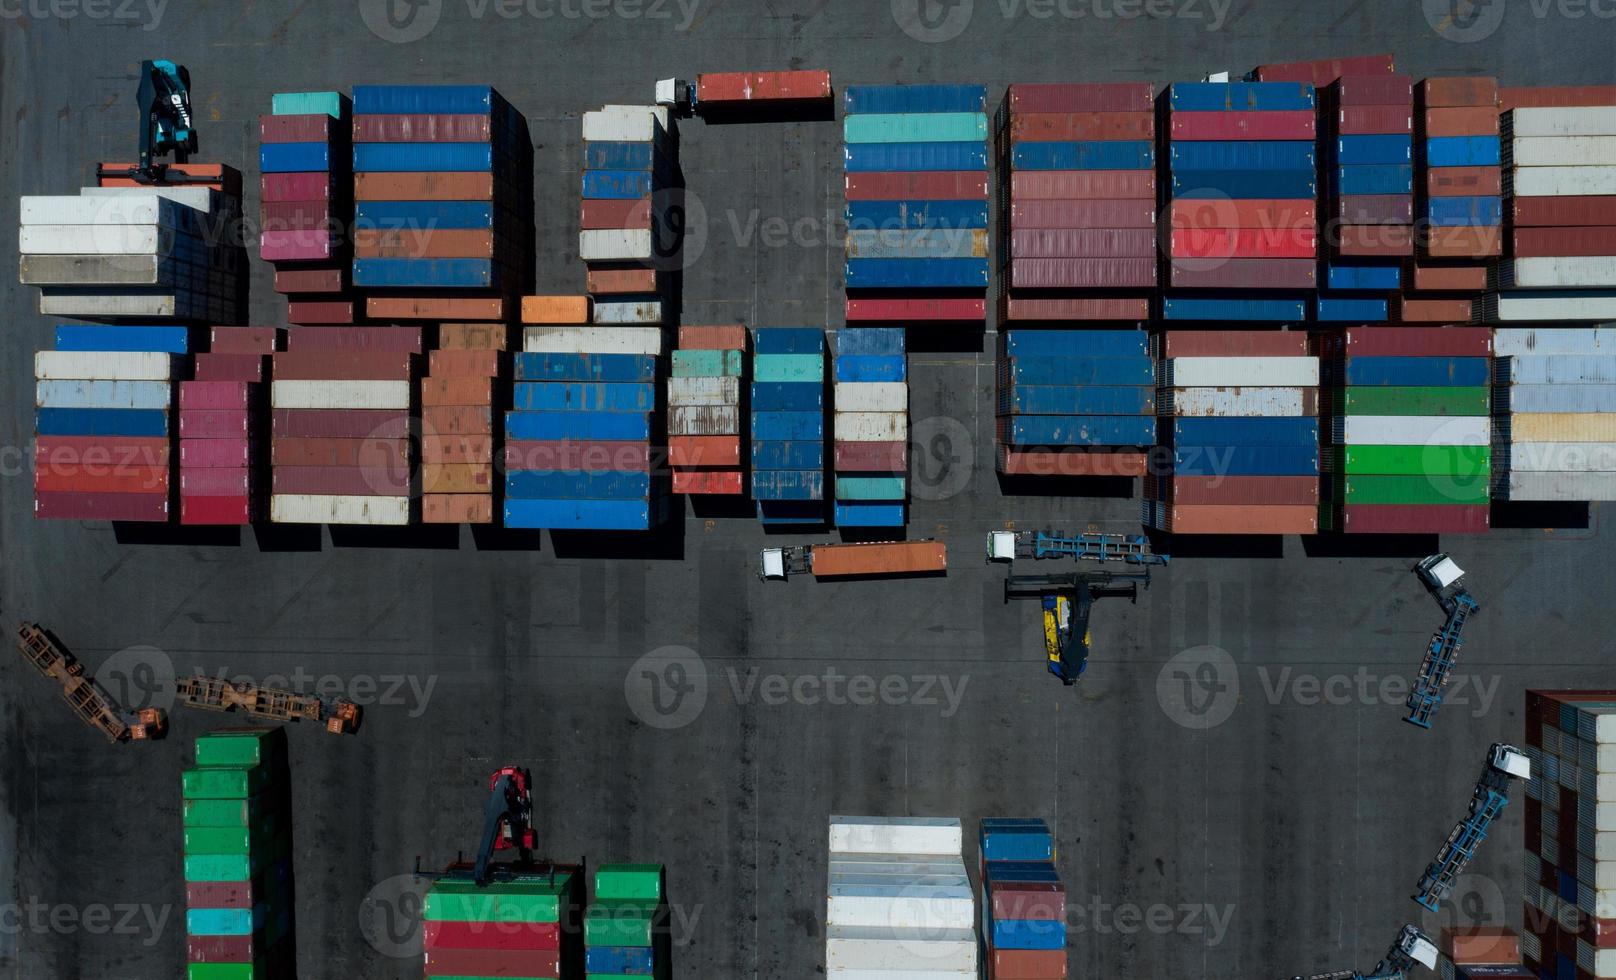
[
  {"x1": 98, "y1": 59, "x2": 206, "y2": 185},
  {"x1": 176, "y1": 675, "x2": 361, "y2": 734},
  {"x1": 1412, "y1": 743, "x2": 1530, "y2": 912},
  {"x1": 986, "y1": 529, "x2": 1169, "y2": 566},
  {"x1": 412, "y1": 766, "x2": 544, "y2": 888},
  {"x1": 15, "y1": 622, "x2": 166, "y2": 743},
  {"x1": 1284, "y1": 924, "x2": 1439, "y2": 980},
  {"x1": 1405, "y1": 555, "x2": 1481, "y2": 730},
  {"x1": 1004, "y1": 569, "x2": 1151, "y2": 684}
]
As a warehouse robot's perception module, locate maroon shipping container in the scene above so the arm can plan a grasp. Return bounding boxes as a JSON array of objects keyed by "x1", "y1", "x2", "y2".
[
  {"x1": 286, "y1": 301, "x2": 356, "y2": 326},
  {"x1": 1427, "y1": 167, "x2": 1501, "y2": 197},
  {"x1": 505, "y1": 441, "x2": 652, "y2": 473},
  {"x1": 272, "y1": 438, "x2": 410, "y2": 468},
  {"x1": 1500, "y1": 85, "x2": 1616, "y2": 111},
  {"x1": 1010, "y1": 170, "x2": 1155, "y2": 201},
  {"x1": 193, "y1": 355, "x2": 265, "y2": 384},
  {"x1": 272, "y1": 466, "x2": 410, "y2": 496},
  {"x1": 1010, "y1": 228, "x2": 1156, "y2": 259},
  {"x1": 259, "y1": 202, "x2": 336, "y2": 231},
  {"x1": 180, "y1": 382, "x2": 251, "y2": 411},
  {"x1": 1158, "y1": 476, "x2": 1319, "y2": 506},
  {"x1": 286, "y1": 326, "x2": 424, "y2": 354},
  {"x1": 1008, "y1": 82, "x2": 1153, "y2": 113},
  {"x1": 1335, "y1": 224, "x2": 1415, "y2": 256},
  {"x1": 1171, "y1": 111, "x2": 1316, "y2": 140},
  {"x1": 1169, "y1": 258, "x2": 1316, "y2": 289},
  {"x1": 35, "y1": 491, "x2": 168, "y2": 522},
  {"x1": 844, "y1": 172, "x2": 989, "y2": 201},
  {"x1": 262, "y1": 230, "x2": 335, "y2": 263},
  {"x1": 833, "y1": 442, "x2": 909, "y2": 473},
  {"x1": 1008, "y1": 257, "x2": 1157, "y2": 289},
  {"x1": 1001, "y1": 297, "x2": 1150, "y2": 322},
  {"x1": 272, "y1": 352, "x2": 413, "y2": 381},
  {"x1": 1337, "y1": 74, "x2": 1415, "y2": 105},
  {"x1": 180, "y1": 410, "x2": 250, "y2": 439},
  {"x1": 181, "y1": 439, "x2": 253, "y2": 469},
  {"x1": 1161, "y1": 331, "x2": 1310, "y2": 358},
  {"x1": 261, "y1": 172, "x2": 334, "y2": 203},
  {"x1": 1010, "y1": 112, "x2": 1154, "y2": 142},
  {"x1": 1392, "y1": 297, "x2": 1475, "y2": 322},
  {"x1": 997, "y1": 447, "x2": 1149, "y2": 477},
  {"x1": 988, "y1": 882, "x2": 1066, "y2": 921},
  {"x1": 1408, "y1": 263, "x2": 1488, "y2": 292},
  {"x1": 422, "y1": 920, "x2": 561, "y2": 951},
  {"x1": 1514, "y1": 227, "x2": 1616, "y2": 257},
  {"x1": 187, "y1": 934, "x2": 259, "y2": 963},
  {"x1": 184, "y1": 880, "x2": 264, "y2": 909},
  {"x1": 1011, "y1": 200, "x2": 1155, "y2": 229},
  {"x1": 697, "y1": 70, "x2": 832, "y2": 103},
  {"x1": 1342, "y1": 327, "x2": 1492, "y2": 357},
  {"x1": 579, "y1": 198, "x2": 653, "y2": 231},
  {"x1": 1339, "y1": 195, "x2": 1414, "y2": 224},
  {"x1": 1340, "y1": 504, "x2": 1489, "y2": 534},
  {"x1": 258, "y1": 113, "x2": 334, "y2": 143},
  {"x1": 210, "y1": 327, "x2": 281, "y2": 354},
  {"x1": 271, "y1": 410, "x2": 410, "y2": 441},
  {"x1": 1419, "y1": 77, "x2": 1499, "y2": 109},
  {"x1": 351, "y1": 114, "x2": 493, "y2": 142},
  {"x1": 272, "y1": 266, "x2": 346, "y2": 295},
  {"x1": 423, "y1": 948, "x2": 560, "y2": 977},
  {"x1": 181, "y1": 468, "x2": 250, "y2": 496},
  {"x1": 1255, "y1": 54, "x2": 1395, "y2": 85},
  {"x1": 845, "y1": 298, "x2": 985, "y2": 322},
  {"x1": 1339, "y1": 106, "x2": 1412, "y2": 134},
  {"x1": 1512, "y1": 197, "x2": 1616, "y2": 228}
]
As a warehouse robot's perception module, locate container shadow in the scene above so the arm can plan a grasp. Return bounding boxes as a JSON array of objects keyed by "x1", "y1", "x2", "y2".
[
  {"x1": 798, "y1": 570, "x2": 949, "y2": 585},
  {"x1": 697, "y1": 102, "x2": 837, "y2": 126},
  {"x1": 837, "y1": 526, "x2": 911, "y2": 544},
  {"x1": 549, "y1": 518, "x2": 686, "y2": 561},
  {"x1": 903, "y1": 325, "x2": 988, "y2": 355},
  {"x1": 112, "y1": 523, "x2": 244, "y2": 547},
  {"x1": 328, "y1": 525, "x2": 462, "y2": 550},
  {"x1": 688, "y1": 495, "x2": 756, "y2": 521},
  {"x1": 996, "y1": 474, "x2": 1137, "y2": 499},
  {"x1": 470, "y1": 525, "x2": 546, "y2": 551},
  {"x1": 251, "y1": 523, "x2": 323, "y2": 553},
  {"x1": 1146, "y1": 531, "x2": 1285, "y2": 559},
  {"x1": 1301, "y1": 533, "x2": 1442, "y2": 559},
  {"x1": 1490, "y1": 501, "x2": 1591, "y2": 530}
]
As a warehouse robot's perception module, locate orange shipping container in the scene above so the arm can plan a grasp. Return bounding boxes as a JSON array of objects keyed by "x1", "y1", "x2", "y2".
[
  {"x1": 368, "y1": 297, "x2": 506, "y2": 322},
  {"x1": 808, "y1": 541, "x2": 947, "y2": 578},
  {"x1": 677, "y1": 326, "x2": 748, "y2": 351},
  {"x1": 521, "y1": 296, "x2": 591, "y2": 324},
  {"x1": 422, "y1": 463, "x2": 494, "y2": 494},
  {"x1": 672, "y1": 470, "x2": 743, "y2": 495},
  {"x1": 1160, "y1": 504, "x2": 1317, "y2": 535},
  {"x1": 1420, "y1": 77, "x2": 1498, "y2": 108},
  {"x1": 668, "y1": 436, "x2": 741, "y2": 468},
  {"x1": 1394, "y1": 298, "x2": 1474, "y2": 323},
  {"x1": 1427, "y1": 166, "x2": 1502, "y2": 197},
  {"x1": 438, "y1": 323, "x2": 509, "y2": 350},
  {"x1": 421, "y1": 406, "x2": 494, "y2": 436},
  {"x1": 354, "y1": 228, "x2": 495, "y2": 259},
  {"x1": 1409, "y1": 263, "x2": 1488, "y2": 292},
  {"x1": 354, "y1": 172, "x2": 496, "y2": 201},
  {"x1": 588, "y1": 268, "x2": 659, "y2": 295},
  {"x1": 421, "y1": 377, "x2": 495, "y2": 406},
  {"x1": 1440, "y1": 926, "x2": 1521, "y2": 966},
  {"x1": 422, "y1": 435, "x2": 494, "y2": 465},
  {"x1": 35, "y1": 464, "x2": 169, "y2": 494},
  {"x1": 423, "y1": 493, "x2": 494, "y2": 525},
  {"x1": 1423, "y1": 107, "x2": 1498, "y2": 137},
  {"x1": 429, "y1": 349, "x2": 502, "y2": 378},
  {"x1": 997, "y1": 447, "x2": 1149, "y2": 478},
  {"x1": 1424, "y1": 226, "x2": 1502, "y2": 258},
  {"x1": 1335, "y1": 225, "x2": 1414, "y2": 256}
]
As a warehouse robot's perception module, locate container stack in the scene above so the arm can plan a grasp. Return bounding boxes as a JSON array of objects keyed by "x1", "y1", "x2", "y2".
[
  {"x1": 995, "y1": 83, "x2": 1156, "y2": 324},
  {"x1": 261, "y1": 92, "x2": 355, "y2": 326},
  {"x1": 181, "y1": 326, "x2": 281, "y2": 524},
  {"x1": 509, "y1": 300, "x2": 666, "y2": 531},
  {"x1": 1161, "y1": 80, "x2": 1317, "y2": 323},
  {"x1": 20, "y1": 183, "x2": 243, "y2": 323},
  {"x1": 182, "y1": 728, "x2": 294, "y2": 980},
  {"x1": 34, "y1": 325, "x2": 178, "y2": 522},
  {"x1": 1404, "y1": 77, "x2": 1501, "y2": 324},
  {"x1": 352, "y1": 85, "x2": 530, "y2": 323},
  {"x1": 669, "y1": 325, "x2": 747, "y2": 498},
  {"x1": 751, "y1": 328, "x2": 827, "y2": 526},
  {"x1": 584, "y1": 864, "x2": 669, "y2": 980},
  {"x1": 1148, "y1": 331, "x2": 1320, "y2": 535},
  {"x1": 1318, "y1": 327, "x2": 1493, "y2": 534},
  {"x1": 421, "y1": 322, "x2": 504, "y2": 524},
  {"x1": 843, "y1": 85, "x2": 991, "y2": 327},
  {"x1": 979, "y1": 819, "x2": 1066, "y2": 980},
  {"x1": 995, "y1": 329, "x2": 1155, "y2": 479},
  {"x1": 1489, "y1": 98, "x2": 1616, "y2": 323},
  {"x1": 1436, "y1": 927, "x2": 1532, "y2": 980},
  {"x1": 423, "y1": 866, "x2": 583, "y2": 980},
  {"x1": 1319, "y1": 73, "x2": 1416, "y2": 323},
  {"x1": 825, "y1": 816, "x2": 977, "y2": 977},
  {"x1": 833, "y1": 328, "x2": 907, "y2": 528},
  {"x1": 1492, "y1": 327, "x2": 1616, "y2": 502},
  {"x1": 269, "y1": 328, "x2": 418, "y2": 526},
  {"x1": 1520, "y1": 689, "x2": 1616, "y2": 980},
  {"x1": 580, "y1": 104, "x2": 675, "y2": 326}
]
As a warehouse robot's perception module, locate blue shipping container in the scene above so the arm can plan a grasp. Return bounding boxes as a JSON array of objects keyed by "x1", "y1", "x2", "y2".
[
  {"x1": 1003, "y1": 416, "x2": 1157, "y2": 447},
  {"x1": 1013, "y1": 141, "x2": 1154, "y2": 171},
  {"x1": 505, "y1": 411, "x2": 651, "y2": 442},
  {"x1": 585, "y1": 947, "x2": 655, "y2": 974},
  {"x1": 355, "y1": 201, "x2": 493, "y2": 230},
  {"x1": 991, "y1": 919, "x2": 1067, "y2": 952},
  {"x1": 1342, "y1": 356, "x2": 1491, "y2": 387},
  {"x1": 353, "y1": 258, "x2": 494, "y2": 288},
  {"x1": 752, "y1": 412, "x2": 825, "y2": 442},
  {"x1": 1173, "y1": 417, "x2": 1320, "y2": 447},
  {"x1": 753, "y1": 442, "x2": 826, "y2": 470},
  {"x1": 1001, "y1": 355, "x2": 1155, "y2": 386},
  {"x1": 843, "y1": 84, "x2": 988, "y2": 115},
  {"x1": 843, "y1": 142, "x2": 988, "y2": 173},
  {"x1": 751, "y1": 383, "x2": 824, "y2": 412},
  {"x1": 1335, "y1": 165, "x2": 1415, "y2": 195},
  {"x1": 186, "y1": 906, "x2": 264, "y2": 937},
  {"x1": 1425, "y1": 135, "x2": 1502, "y2": 168},
  {"x1": 834, "y1": 328, "x2": 906, "y2": 356},
  {"x1": 845, "y1": 258, "x2": 989, "y2": 289},
  {"x1": 514, "y1": 353, "x2": 658, "y2": 384},
  {"x1": 511, "y1": 382, "x2": 656, "y2": 413},
  {"x1": 1336, "y1": 135, "x2": 1414, "y2": 165},
  {"x1": 35, "y1": 408, "x2": 169, "y2": 437},
  {"x1": 505, "y1": 498, "x2": 659, "y2": 531},
  {"x1": 1171, "y1": 170, "x2": 1316, "y2": 199},
  {"x1": 1169, "y1": 140, "x2": 1315, "y2": 171},
  {"x1": 1316, "y1": 297, "x2": 1390, "y2": 321},
  {"x1": 1325, "y1": 264, "x2": 1402, "y2": 291},
  {"x1": 1002, "y1": 330, "x2": 1148, "y2": 358},
  {"x1": 260, "y1": 142, "x2": 331, "y2": 174},
  {"x1": 1423, "y1": 195, "x2": 1504, "y2": 227},
  {"x1": 835, "y1": 355, "x2": 908, "y2": 383},
  {"x1": 1002, "y1": 385, "x2": 1155, "y2": 416},
  {"x1": 353, "y1": 142, "x2": 495, "y2": 173},
  {"x1": 980, "y1": 829, "x2": 1055, "y2": 863},
  {"x1": 581, "y1": 170, "x2": 654, "y2": 200},
  {"x1": 751, "y1": 470, "x2": 825, "y2": 501},
  {"x1": 584, "y1": 141, "x2": 661, "y2": 171},
  {"x1": 54, "y1": 324, "x2": 189, "y2": 353},
  {"x1": 1174, "y1": 445, "x2": 1319, "y2": 477},
  {"x1": 833, "y1": 502, "x2": 906, "y2": 527},
  {"x1": 352, "y1": 85, "x2": 498, "y2": 115},
  {"x1": 506, "y1": 470, "x2": 651, "y2": 500},
  {"x1": 845, "y1": 200, "x2": 989, "y2": 231},
  {"x1": 1168, "y1": 82, "x2": 1316, "y2": 112},
  {"x1": 752, "y1": 328, "x2": 824, "y2": 355},
  {"x1": 36, "y1": 380, "x2": 172, "y2": 411},
  {"x1": 1161, "y1": 297, "x2": 1307, "y2": 321}
]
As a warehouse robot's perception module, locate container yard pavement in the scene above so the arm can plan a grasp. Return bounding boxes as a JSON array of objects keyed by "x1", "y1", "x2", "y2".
[{"x1": 3, "y1": 2, "x2": 1616, "y2": 978}]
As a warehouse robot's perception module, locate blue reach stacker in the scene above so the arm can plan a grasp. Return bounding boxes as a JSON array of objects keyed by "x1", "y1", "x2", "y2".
[
  {"x1": 1405, "y1": 554, "x2": 1481, "y2": 729},
  {"x1": 985, "y1": 529, "x2": 1170, "y2": 566},
  {"x1": 1411, "y1": 743, "x2": 1531, "y2": 912}
]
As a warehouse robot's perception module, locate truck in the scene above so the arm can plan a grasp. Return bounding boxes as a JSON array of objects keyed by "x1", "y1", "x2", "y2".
[{"x1": 760, "y1": 540, "x2": 947, "y2": 580}]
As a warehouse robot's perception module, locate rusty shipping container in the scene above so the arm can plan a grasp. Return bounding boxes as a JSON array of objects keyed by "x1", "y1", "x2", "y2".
[
  {"x1": 1000, "y1": 297, "x2": 1151, "y2": 322},
  {"x1": 1341, "y1": 326, "x2": 1492, "y2": 356},
  {"x1": 1499, "y1": 85, "x2": 1616, "y2": 110},
  {"x1": 1012, "y1": 112, "x2": 1155, "y2": 142},
  {"x1": 287, "y1": 327, "x2": 422, "y2": 353},
  {"x1": 1424, "y1": 107, "x2": 1500, "y2": 136},
  {"x1": 679, "y1": 325, "x2": 749, "y2": 350},
  {"x1": 367, "y1": 297, "x2": 506, "y2": 322},
  {"x1": 1008, "y1": 82, "x2": 1154, "y2": 113},
  {"x1": 1338, "y1": 75, "x2": 1415, "y2": 105},
  {"x1": 272, "y1": 438, "x2": 411, "y2": 468},
  {"x1": 808, "y1": 541, "x2": 947, "y2": 578},
  {"x1": 1408, "y1": 262, "x2": 1489, "y2": 292},
  {"x1": 1255, "y1": 54, "x2": 1395, "y2": 85},
  {"x1": 1512, "y1": 197, "x2": 1616, "y2": 227},
  {"x1": 354, "y1": 172, "x2": 498, "y2": 201},
  {"x1": 697, "y1": 70, "x2": 832, "y2": 103},
  {"x1": 1010, "y1": 170, "x2": 1155, "y2": 201},
  {"x1": 1419, "y1": 77, "x2": 1499, "y2": 109},
  {"x1": 1156, "y1": 504, "x2": 1318, "y2": 535},
  {"x1": 1160, "y1": 331, "x2": 1310, "y2": 358},
  {"x1": 1339, "y1": 106, "x2": 1413, "y2": 135}
]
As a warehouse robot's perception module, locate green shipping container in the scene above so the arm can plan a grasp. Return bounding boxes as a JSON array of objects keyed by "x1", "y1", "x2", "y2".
[
  {"x1": 194, "y1": 728, "x2": 286, "y2": 768},
  {"x1": 183, "y1": 853, "x2": 254, "y2": 883},
  {"x1": 844, "y1": 112, "x2": 988, "y2": 144},
  {"x1": 1331, "y1": 444, "x2": 1491, "y2": 478},
  {"x1": 182, "y1": 765, "x2": 272, "y2": 801},
  {"x1": 183, "y1": 826, "x2": 258, "y2": 856},
  {"x1": 183, "y1": 798, "x2": 268, "y2": 828},
  {"x1": 671, "y1": 349, "x2": 744, "y2": 378},
  {"x1": 423, "y1": 874, "x2": 573, "y2": 924},
  {"x1": 1340, "y1": 386, "x2": 1491, "y2": 417},
  {"x1": 594, "y1": 864, "x2": 665, "y2": 902},
  {"x1": 834, "y1": 476, "x2": 908, "y2": 501},
  {"x1": 752, "y1": 354, "x2": 823, "y2": 383},
  {"x1": 272, "y1": 91, "x2": 346, "y2": 119},
  {"x1": 1330, "y1": 474, "x2": 1490, "y2": 505},
  {"x1": 584, "y1": 901, "x2": 663, "y2": 947},
  {"x1": 187, "y1": 962, "x2": 278, "y2": 980}
]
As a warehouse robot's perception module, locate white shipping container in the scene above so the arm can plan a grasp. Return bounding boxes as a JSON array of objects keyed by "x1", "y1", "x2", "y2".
[
  {"x1": 670, "y1": 405, "x2": 740, "y2": 436},
  {"x1": 1483, "y1": 292, "x2": 1616, "y2": 322},
  {"x1": 1498, "y1": 257, "x2": 1616, "y2": 290},
  {"x1": 836, "y1": 412, "x2": 909, "y2": 443},
  {"x1": 1499, "y1": 442, "x2": 1616, "y2": 472},
  {"x1": 34, "y1": 351, "x2": 174, "y2": 381},
  {"x1": 271, "y1": 380, "x2": 410, "y2": 410},
  {"x1": 1495, "y1": 327, "x2": 1615, "y2": 356},
  {"x1": 1166, "y1": 387, "x2": 1310, "y2": 417},
  {"x1": 1501, "y1": 355, "x2": 1616, "y2": 384},
  {"x1": 39, "y1": 290, "x2": 230, "y2": 320},
  {"x1": 824, "y1": 925, "x2": 977, "y2": 972},
  {"x1": 829, "y1": 872, "x2": 970, "y2": 888},
  {"x1": 593, "y1": 299, "x2": 663, "y2": 325},
  {"x1": 829, "y1": 858, "x2": 966, "y2": 876},
  {"x1": 825, "y1": 970, "x2": 974, "y2": 980},
  {"x1": 1342, "y1": 415, "x2": 1488, "y2": 446},
  {"x1": 826, "y1": 886, "x2": 975, "y2": 930},
  {"x1": 668, "y1": 377, "x2": 741, "y2": 406},
  {"x1": 579, "y1": 229, "x2": 654, "y2": 262},
  {"x1": 270, "y1": 494, "x2": 411, "y2": 526},
  {"x1": 1500, "y1": 471, "x2": 1616, "y2": 501},
  {"x1": 1167, "y1": 357, "x2": 1320, "y2": 387},
  {"x1": 35, "y1": 379, "x2": 171, "y2": 410},
  {"x1": 20, "y1": 195, "x2": 185, "y2": 226},
  {"x1": 829, "y1": 816, "x2": 962, "y2": 856},
  {"x1": 1506, "y1": 166, "x2": 1616, "y2": 196},
  {"x1": 1507, "y1": 106, "x2": 1616, "y2": 137},
  {"x1": 523, "y1": 326, "x2": 663, "y2": 356},
  {"x1": 1508, "y1": 137, "x2": 1616, "y2": 167},
  {"x1": 1502, "y1": 384, "x2": 1616, "y2": 413},
  {"x1": 835, "y1": 383, "x2": 909, "y2": 413},
  {"x1": 21, "y1": 225, "x2": 175, "y2": 255},
  {"x1": 581, "y1": 104, "x2": 670, "y2": 142},
  {"x1": 79, "y1": 185, "x2": 222, "y2": 212},
  {"x1": 1502, "y1": 413, "x2": 1616, "y2": 443},
  {"x1": 21, "y1": 254, "x2": 195, "y2": 286}
]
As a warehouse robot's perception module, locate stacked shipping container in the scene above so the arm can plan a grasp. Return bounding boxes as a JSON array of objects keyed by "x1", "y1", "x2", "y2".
[
  {"x1": 181, "y1": 326, "x2": 281, "y2": 524},
  {"x1": 1148, "y1": 331, "x2": 1320, "y2": 535},
  {"x1": 182, "y1": 728, "x2": 294, "y2": 980},
  {"x1": 843, "y1": 85, "x2": 991, "y2": 325},
  {"x1": 669, "y1": 325, "x2": 747, "y2": 497},
  {"x1": 422, "y1": 322, "x2": 504, "y2": 523},
  {"x1": 825, "y1": 816, "x2": 977, "y2": 977},
  {"x1": 833, "y1": 328, "x2": 907, "y2": 527},
  {"x1": 1492, "y1": 327, "x2": 1616, "y2": 502},
  {"x1": 34, "y1": 325, "x2": 178, "y2": 522},
  {"x1": 261, "y1": 92, "x2": 354, "y2": 325},
  {"x1": 751, "y1": 328, "x2": 827, "y2": 525},
  {"x1": 995, "y1": 82, "x2": 1157, "y2": 323},
  {"x1": 979, "y1": 819, "x2": 1066, "y2": 980},
  {"x1": 1405, "y1": 77, "x2": 1501, "y2": 324},
  {"x1": 1320, "y1": 73, "x2": 1416, "y2": 323},
  {"x1": 1437, "y1": 927, "x2": 1532, "y2": 979},
  {"x1": 580, "y1": 104, "x2": 674, "y2": 324},
  {"x1": 1162, "y1": 81, "x2": 1318, "y2": 321},
  {"x1": 1319, "y1": 327, "x2": 1493, "y2": 534},
  {"x1": 996, "y1": 329, "x2": 1155, "y2": 478},
  {"x1": 584, "y1": 864, "x2": 669, "y2": 980},
  {"x1": 423, "y1": 866, "x2": 582, "y2": 980},
  {"x1": 1521, "y1": 690, "x2": 1616, "y2": 980}
]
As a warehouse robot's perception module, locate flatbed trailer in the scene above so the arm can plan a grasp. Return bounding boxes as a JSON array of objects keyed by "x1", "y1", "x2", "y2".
[
  {"x1": 176, "y1": 674, "x2": 361, "y2": 734},
  {"x1": 16, "y1": 622, "x2": 165, "y2": 742},
  {"x1": 760, "y1": 540, "x2": 948, "y2": 580}
]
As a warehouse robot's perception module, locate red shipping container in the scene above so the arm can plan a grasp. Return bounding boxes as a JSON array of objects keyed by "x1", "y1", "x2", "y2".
[
  {"x1": 429, "y1": 350, "x2": 501, "y2": 378},
  {"x1": 1171, "y1": 110, "x2": 1316, "y2": 140},
  {"x1": 1012, "y1": 200, "x2": 1156, "y2": 229},
  {"x1": 678, "y1": 325, "x2": 748, "y2": 350},
  {"x1": 261, "y1": 172, "x2": 334, "y2": 203},
  {"x1": 422, "y1": 378, "x2": 495, "y2": 407},
  {"x1": 272, "y1": 466, "x2": 410, "y2": 496},
  {"x1": 997, "y1": 448, "x2": 1149, "y2": 478},
  {"x1": 1424, "y1": 107, "x2": 1499, "y2": 137},
  {"x1": 1342, "y1": 326, "x2": 1492, "y2": 357},
  {"x1": 1408, "y1": 263, "x2": 1488, "y2": 292},
  {"x1": 1393, "y1": 298, "x2": 1474, "y2": 322},
  {"x1": 1168, "y1": 199, "x2": 1315, "y2": 230},
  {"x1": 1159, "y1": 476, "x2": 1319, "y2": 506},
  {"x1": 696, "y1": 70, "x2": 832, "y2": 103},
  {"x1": 1338, "y1": 105, "x2": 1412, "y2": 134},
  {"x1": 1339, "y1": 195, "x2": 1414, "y2": 224},
  {"x1": 1501, "y1": 85, "x2": 1616, "y2": 110},
  {"x1": 668, "y1": 436, "x2": 742, "y2": 468},
  {"x1": 989, "y1": 948, "x2": 1067, "y2": 979},
  {"x1": 351, "y1": 113, "x2": 493, "y2": 142},
  {"x1": 1171, "y1": 227, "x2": 1317, "y2": 259},
  {"x1": 180, "y1": 382, "x2": 251, "y2": 411},
  {"x1": 1157, "y1": 504, "x2": 1317, "y2": 535},
  {"x1": 1427, "y1": 166, "x2": 1501, "y2": 197},
  {"x1": 505, "y1": 441, "x2": 651, "y2": 473},
  {"x1": 1008, "y1": 257, "x2": 1157, "y2": 289},
  {"x1": 1514, "y1": 227, "x2": 1616, "y2": 258},
  {"x1": 287, "y1": 300, "x2": 356, "y2": 325},
  {"x1": 1255, "y1": 54, "x2": 1395, "y2": 85},
  {"x1": 180, "y1": 469, "x2": 249, "y2": 496},
  {"x1": 273, "y1": 352, "x2": 413, "y2": 381},
  {"x1": 422, "y1": 406, "x2": 493, "y2": 436},
  {"x1": 184, "y1": 880, "x2": 263, "y2": 909},
  {"x1": 421, "y1": 435, "x2": 494, "y2": 465},
  {"x1": 1420, "y1": 77, "x2": 1499, "y2": 108},
  {"x1": 259, "y1": 201, "x2": 335, "y2": 232},
  {"x1": 1340, "y1": 504, "x2": 1489, "y2": 534},
  {"x1": 186, "y1": 934, "x2": 258, "y2": 962},
  {"x1": 1012, "y1": 111, "x2": 1155, "y2": 142},
  {"x1": 261, "y1": 230, "x2": 334, "y2": 262},
  {"x1": 1008, "y1": 83, "x2": 1153, "y2": 113},
  {"x1": 258, "y1": 113, "x2": 333, "y2": 143},
  {"x1": 1169, "y1": 258, "x2": 1316, "y2": 289},
  {"x1": 845, "y1": 298, "x2": 985, "y2": 322},
  {"x1": 423, "y1": 947, "x2": 560, "y2": 977},
  {"x1": 1335, "y1": 224, "x2": 1415, "y2": 256},
  {"x1": 1010, "y1": 170, "x2": 1155, "y2": 201},
  {"x1": 580, "y1": 198, "x2": 653, "y2": 230},
  {"x1": 210, "y1": 327, "x2": 282, "y2": 354},
  {"x1": 1160, "y1": 331, "x2": 1310, "y2": 357},
  {"x1": 672, "y1": 470, "x2": 743, "y2": 495},
  {"x1": 422, "y1": 920, "x2": 560, "y2": 951},
  {"x1": 1011, "y1": 228, "x2": 1157, "y2": 258},
  {"x1": 1001, "y1": 297, "x2": 1149, "y2": 322},
  {"x1": 192, "y1": 355, "x2": 265, "y2": 384},
  {"x1": 272, "y1": 410, "x2": 410, "y2": 440},
  {"x1": 272, "y1": 266, "x2": 345, "y2": 295},
  {"x1": 354, "y1": 171, "x2": 502, "y2": 201},
  {"x1": 588, "y1": 267, "x2": 659, "y2": 295},
  {"x1": 988, "y1": 882, "x2": 1066, "y2": 920},
  {"x1": 833, "y1": 441, "x2": 909, "y2": 473},
  {"x1": 844, "y1": 171, "x2": 990, "y2": 201},
  {"x1": 36, "y1": 464, "x2": 167, "y2": 495},
  {"x1": 180, "y1": 439, "x2": 253, "y2": 469},
  {"x1": 1512, "y1": 197, "x2": 1616, "y2": 227},
  {"x1": 35, "y1": 490, "x2": 168, "y2": 522},
  {"x1": 368, "y1": 297, "x2": 506, "y2": 322},
  {"x1": 1337, "y1": 74, "x2": 1415, "y2": 105},
  {"x1": 273, "y1": 438, "x2": 410, "y2": 468},
  {"x1": 1423, "y1": 226, "x2": 1503, "y2": 258},
  {"x1": 180, "y1": 411, "x2": 250, "y2": 439},
  {"x1": 287, "y1": 327, "x2": 423, "y2": 354}
]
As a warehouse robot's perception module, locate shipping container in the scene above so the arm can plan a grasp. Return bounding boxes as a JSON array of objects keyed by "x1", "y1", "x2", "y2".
[
  {"x1": 844, "y1": 85, "x2": 988, "y2": 115},
  {"x1": 270, "y1": 494, "x2": 410, "y2": 525},
  {"x1": 523, "y1": 327, "x2": 663, "y2": 356},
  {"x1": 1167, "y1": 357, "x2": 1319, "y2": 387},
  {"x1": 270, "y1": 380, "x2": 410, "y2": 411},
  {"x1": 1172, "y1": 111, "x2": 1315, "y2": 140},
  {"x1": 697, "y1": 70, "x2": 832, "y2": 103}
]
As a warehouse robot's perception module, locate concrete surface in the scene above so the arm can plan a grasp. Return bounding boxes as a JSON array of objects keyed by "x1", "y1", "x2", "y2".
[{"x1": 2, "y1": 1, "x2": 1614, "y2": 977}]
